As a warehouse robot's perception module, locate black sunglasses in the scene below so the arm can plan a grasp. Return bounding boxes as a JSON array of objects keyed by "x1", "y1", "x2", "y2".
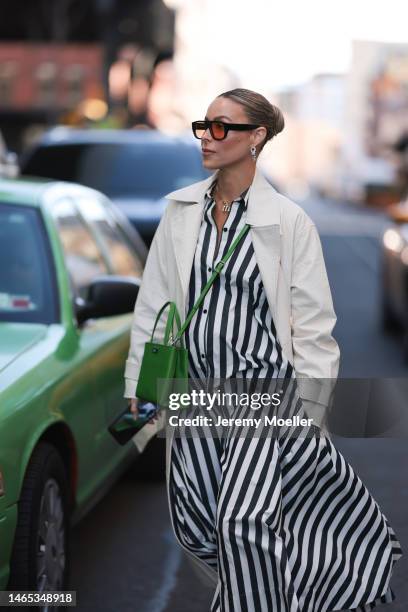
[{"x1": 192, "y1": 119, "x2": 261, "y2": 141}]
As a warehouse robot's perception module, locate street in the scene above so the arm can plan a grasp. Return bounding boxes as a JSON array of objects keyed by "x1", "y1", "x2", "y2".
[
  {"x1": 71, "y1": 195, "x2": 408, "y2": 612},
  {"x1": 1, "y1": 2, "x2": 407, "y2": 609}
]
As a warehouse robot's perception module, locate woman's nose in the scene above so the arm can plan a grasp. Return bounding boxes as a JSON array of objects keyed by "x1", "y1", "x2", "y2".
[{"x1": 202, "y1": 126, "x2": 213, "y2": 142}]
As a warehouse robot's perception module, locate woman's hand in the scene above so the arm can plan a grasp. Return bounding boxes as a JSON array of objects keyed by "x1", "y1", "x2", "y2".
[
  {"x1": 128, "y1": 397, "x2": 139, "y2": 419},
  {"x1": 128, "y1": 397, "x2": 160, "y2": 423}
]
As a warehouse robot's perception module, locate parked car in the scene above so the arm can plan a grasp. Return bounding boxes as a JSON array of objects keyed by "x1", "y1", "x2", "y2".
[
  {"x1": 0, "y1": 177, "x2": 162, "y2": 596},
  {"x1": 20, "y1": 127, "x2": 210, "y2": 247},
  {"x1": 381, "y1": 198, "x2": 408, "y2": 357}
]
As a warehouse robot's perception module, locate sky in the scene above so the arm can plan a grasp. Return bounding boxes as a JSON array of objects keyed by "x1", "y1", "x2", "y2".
[{"x1": 200, "y1": 0, "x2": 408, "y2": 90}]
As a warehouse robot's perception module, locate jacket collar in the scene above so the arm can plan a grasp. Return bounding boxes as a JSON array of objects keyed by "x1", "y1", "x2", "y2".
[{"x1": 164, "y1": 165, "x2": 282, "y2": 228}]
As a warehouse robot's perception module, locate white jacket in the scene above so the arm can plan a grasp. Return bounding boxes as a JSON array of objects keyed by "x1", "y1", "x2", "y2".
[
  {"x1": 123, "y1": 165, "x2": 341, "y2": 588},
  {"x1": 124, "y1": 164, "x2": 340, "y2": 406}
]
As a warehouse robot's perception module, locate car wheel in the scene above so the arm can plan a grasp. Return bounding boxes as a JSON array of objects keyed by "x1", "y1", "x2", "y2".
[
  {"x1": 133, "y1": 435, "x2": 166, "y2": 482},
  {"x1": 8, "y1": 442, "x2": 70, "y2": 603}
]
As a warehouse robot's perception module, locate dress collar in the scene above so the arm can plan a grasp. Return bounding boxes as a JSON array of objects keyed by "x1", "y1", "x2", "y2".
[{"x1": 204, "y1": 179, "x2": 250, "y2": 209}]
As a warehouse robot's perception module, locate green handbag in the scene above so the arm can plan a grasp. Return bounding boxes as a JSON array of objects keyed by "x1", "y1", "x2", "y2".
[
  {"x1": 135, "y1": 223, "x2": 250, "y2": 409},
  {"x1": 135, "y1": 301, "x2": 189, "y2": 408}
]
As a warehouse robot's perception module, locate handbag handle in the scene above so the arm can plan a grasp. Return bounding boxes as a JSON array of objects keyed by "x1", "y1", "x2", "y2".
[
  {"x1": 150, "y1": 301, "x2": 183, "y2": 346},
  {"x1": 164, "y1": 302, "x2": 182, "y2": 345},
  {"x1": 171, "y1": 223, "x2": 250, "y2": 345}
]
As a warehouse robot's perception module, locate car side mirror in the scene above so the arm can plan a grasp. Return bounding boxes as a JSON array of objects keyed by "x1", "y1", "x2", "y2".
[{"x1": 75, "y1": 275, "x2": 140, "y2": 324}]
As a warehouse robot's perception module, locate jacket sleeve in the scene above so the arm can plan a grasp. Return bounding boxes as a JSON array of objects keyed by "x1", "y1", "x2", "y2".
[
  {"x1": 290, "y1": 213, "x2": 340, "y2": 424},
  {"x1": 123, "y1": 205, "x2": 171, "y2": 399}
]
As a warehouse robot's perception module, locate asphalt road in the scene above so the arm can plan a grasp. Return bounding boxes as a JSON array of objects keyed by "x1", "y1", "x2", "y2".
[{"x1": 70, "y1": 194, "x2": 408, "y2": 611}]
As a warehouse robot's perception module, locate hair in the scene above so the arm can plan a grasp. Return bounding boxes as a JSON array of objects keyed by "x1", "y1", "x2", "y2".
[{"x1": 217, "y1": 88, "x2": 285, "y2": 154}]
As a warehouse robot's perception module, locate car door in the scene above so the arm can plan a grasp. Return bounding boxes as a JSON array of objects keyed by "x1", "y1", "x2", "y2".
[
  {"x1": 73, "y1": 192, "x2": 145, "y2": 467},
  {"x1": 50, "y1": 195, "x2": 129, "y2": 499}
]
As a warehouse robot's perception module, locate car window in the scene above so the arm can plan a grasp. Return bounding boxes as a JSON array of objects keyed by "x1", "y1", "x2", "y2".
[
  {"x1": 76, "y1": 195, "x2": 144, "y2": 278},
  {"x1": 51, "y1": 197, "x2": 109, "y2": 298},
  {"x1": 0, "y1": 204, "x2": 58, "y2": 324},
  {"x1": 22, "y1": 142, "x2": 207, "y2": 198}
]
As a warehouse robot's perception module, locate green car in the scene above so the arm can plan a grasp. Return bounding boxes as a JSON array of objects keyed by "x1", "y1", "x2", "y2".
[{"x1": 0, "y1": 178, "x2": 159, "y2": 594}]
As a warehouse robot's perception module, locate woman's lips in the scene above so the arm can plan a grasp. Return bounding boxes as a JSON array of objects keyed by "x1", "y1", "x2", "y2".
[{"x1": 202, "y1": 150, "x2": 215, "y2": 155}]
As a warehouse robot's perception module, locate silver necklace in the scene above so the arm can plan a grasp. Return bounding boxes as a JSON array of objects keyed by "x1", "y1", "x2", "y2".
[{"x1": 215, "y1": 183, "x2": 233, "y2": 212}]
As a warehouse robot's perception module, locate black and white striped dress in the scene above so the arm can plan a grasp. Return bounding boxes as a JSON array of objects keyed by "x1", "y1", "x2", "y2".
[
  {"x1": 184, "y1": 181, "x2": 293, "y2": 384},
  {"x1": 168, "y1": 179, "x2": 403, "y2": 611}
]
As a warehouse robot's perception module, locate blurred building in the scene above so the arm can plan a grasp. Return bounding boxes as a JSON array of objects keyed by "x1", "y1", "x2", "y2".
[
  {"x1": 268, "y1": 40, "x2": 408, "y2": 205},
  {"x1": 343, "y1": 39, "x2": 408, "y2": 204},
  {"x1": 269, "y1": 74, "x2": 346, "y2": 198},
  {"x1": 0, "y1": 0, "x2": 175, "y2": 151}
]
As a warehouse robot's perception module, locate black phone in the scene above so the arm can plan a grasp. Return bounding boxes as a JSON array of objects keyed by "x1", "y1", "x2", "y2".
[{"x1": 108, "y1": 402, "x2": 160, "y2": 445}]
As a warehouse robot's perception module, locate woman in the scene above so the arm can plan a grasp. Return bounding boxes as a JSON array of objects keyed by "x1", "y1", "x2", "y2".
[{"x1": 124, "y1": 88, "x2": 402, "y2": 611}]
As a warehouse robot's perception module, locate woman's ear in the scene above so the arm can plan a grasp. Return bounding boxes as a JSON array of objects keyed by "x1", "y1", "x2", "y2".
[{"x1": 253, "y1": 126, "x2": 267, "y2": 148}]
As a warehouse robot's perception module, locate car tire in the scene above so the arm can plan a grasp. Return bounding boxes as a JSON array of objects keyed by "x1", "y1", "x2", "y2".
[
  {"x1": 8, "y1": 442, "x2": 71, "y2": 597},
  {"x1": 133, "y1": 435, "x2": 166, "y2": 482}
]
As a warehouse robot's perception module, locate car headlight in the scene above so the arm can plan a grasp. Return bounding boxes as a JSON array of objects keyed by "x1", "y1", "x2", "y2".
[{"x1": 383, "y1": 228, "x2": 404, "y2": 253}]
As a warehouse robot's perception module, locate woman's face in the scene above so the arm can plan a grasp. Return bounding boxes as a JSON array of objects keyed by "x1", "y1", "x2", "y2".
[{"x1": 200, "y1": 97, "x2": 266, "y2": 171}]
